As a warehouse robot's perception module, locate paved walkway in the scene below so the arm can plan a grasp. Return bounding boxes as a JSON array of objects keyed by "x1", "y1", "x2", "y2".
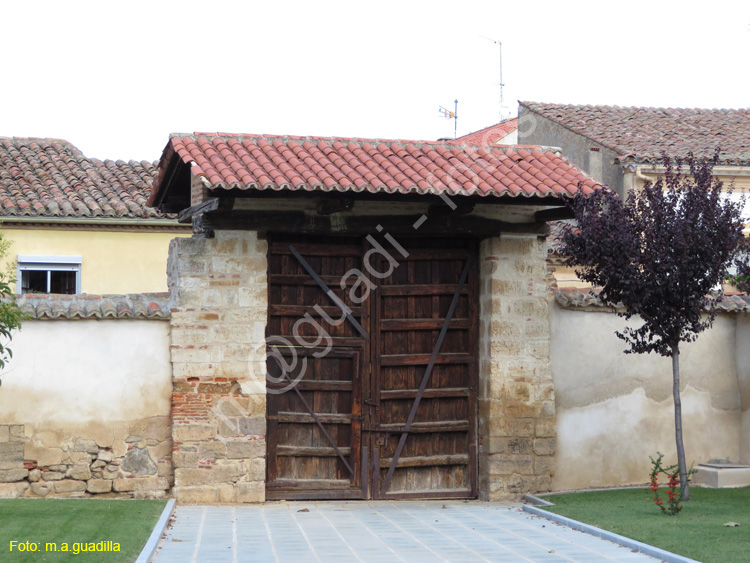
[{"x1": 151, "y1": 501, "x2": 662, "y2": 562}]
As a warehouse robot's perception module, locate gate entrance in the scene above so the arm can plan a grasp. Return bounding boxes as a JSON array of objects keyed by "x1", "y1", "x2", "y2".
[{"x1": 266, "y1": 235, "x2": 478, "y2": 500}]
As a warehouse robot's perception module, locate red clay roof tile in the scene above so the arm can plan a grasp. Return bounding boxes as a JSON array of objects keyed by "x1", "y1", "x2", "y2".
[
  {"x1": 149, "y1": 133, "x2": 600, "y2": 206},
  {"x1": 0, "y1": 137, "x2": 169, "y2": 219},
  {"x1": 456, "y1": 118, "x2": 518, "y2": 145},
  {"x1": 521, "y1": 102, "x2": 750, "y2": 163}
]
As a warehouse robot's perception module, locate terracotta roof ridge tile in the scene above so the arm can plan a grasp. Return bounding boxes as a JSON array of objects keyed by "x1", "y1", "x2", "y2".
[{"x1": 182, "y1": 132, "x2": 544, "y2": 151}]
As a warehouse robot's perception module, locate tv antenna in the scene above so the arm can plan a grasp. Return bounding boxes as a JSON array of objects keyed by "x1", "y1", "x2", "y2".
[
  {"x1": 439, "y1": 99, "x2": 458, "y2": 139},
  {"x1": 479, "y1": 36, "x2": 507, "y2": 121}
]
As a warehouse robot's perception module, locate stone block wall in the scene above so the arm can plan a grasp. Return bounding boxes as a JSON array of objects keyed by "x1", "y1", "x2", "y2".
[
  {"x1": 0, "y1": 425, "x2": 27, "y2": 497},
  {"x1": 168, "y1": 230, "x2": 268, "y2": 503},
  {"x1": 477, "y1": 234, "x2": 556, "y2": 499}
]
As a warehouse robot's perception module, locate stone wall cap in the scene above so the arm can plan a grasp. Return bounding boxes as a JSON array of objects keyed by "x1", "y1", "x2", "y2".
[
  {"x1": 554, "y1": 287, "x2": 750, "y2": 314},
  {"x1": 13, "y1": 293, "x2": 171, "y2": 320}
]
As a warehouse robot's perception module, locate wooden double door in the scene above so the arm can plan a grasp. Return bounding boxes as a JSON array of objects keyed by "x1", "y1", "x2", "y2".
[{"x1": 265, "y1": 235, "x2": 478, "y2": 500}]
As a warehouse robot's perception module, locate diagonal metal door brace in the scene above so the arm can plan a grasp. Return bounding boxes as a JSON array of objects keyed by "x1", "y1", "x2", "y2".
[
  {"x1": 289, "y1": 245, "x2": 369, "y2": 340},
  {"x1": 269, "y1": 357, "x2": 355, "y2": 476}
]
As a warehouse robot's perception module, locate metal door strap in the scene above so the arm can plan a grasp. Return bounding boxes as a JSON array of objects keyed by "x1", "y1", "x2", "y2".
[
  {"x1": 380, "y1": 255, "x2": 472, "y2": 495},
  {"x1": 289, "y1": 245, "x2": 370, "y2": 340},
  {"x1": 281, "y1": 368, "x2": 355, "y2": 476}
]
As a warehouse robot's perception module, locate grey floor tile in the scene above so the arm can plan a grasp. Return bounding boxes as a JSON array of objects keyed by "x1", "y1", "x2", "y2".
[{"x1": 151, "y1": 501, "x2": 667, "y2": 563}]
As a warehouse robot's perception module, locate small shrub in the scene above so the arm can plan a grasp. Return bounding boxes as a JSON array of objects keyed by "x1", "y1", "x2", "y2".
[{"x1": 649, "y1": 452, "x2": 695, "y2": 515}]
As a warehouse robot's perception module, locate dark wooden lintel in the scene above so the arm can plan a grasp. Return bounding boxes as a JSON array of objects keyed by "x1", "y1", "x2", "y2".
[
  {"x1": 178, "y1": 197, "x2": 236, "y2": 224},
  {"x1": 428, "y1": 202, "x2": 475, "y2": 216},
  {"x1": 212, "y1": 187, "x2": 568, "y2": 208},
  {"x1": 317, "y1": 198, "x2": 354, "y2": 215},
  {"x1": 199, "y1": 210, "x2": 548, "y2": 237},
  {"x1": 535, "y1": 206, "x2": 574, "y2": 222}
]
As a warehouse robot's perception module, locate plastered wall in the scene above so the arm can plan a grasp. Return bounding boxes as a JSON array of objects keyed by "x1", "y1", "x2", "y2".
[
  {"x1": 0, "y1": 319, "x2": 173, "y2": 498},
  {"x1": 0, "y1": 228, "x2": 189, "y2": 294},
  {"x1": 737, "y1": 315, "x2": 750, "y2": 464},
  {"x1": 550, "y1": 303, "x2": 744, "y2": 490}
]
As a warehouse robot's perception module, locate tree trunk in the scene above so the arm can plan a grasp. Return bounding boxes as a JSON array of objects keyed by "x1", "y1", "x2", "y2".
[{"x1": 671, "y1": 342, "x2": 689, "y2": 501}]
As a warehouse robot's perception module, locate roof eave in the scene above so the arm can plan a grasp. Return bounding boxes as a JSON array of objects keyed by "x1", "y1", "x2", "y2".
[{"x1": 148, "y1": 143, "x2": 186, "y2": 211}]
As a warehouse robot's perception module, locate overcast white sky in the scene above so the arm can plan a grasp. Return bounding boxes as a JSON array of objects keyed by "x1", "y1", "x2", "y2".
[{"x1": 2, "y1": 1, "x2": 749, "y2": 162}]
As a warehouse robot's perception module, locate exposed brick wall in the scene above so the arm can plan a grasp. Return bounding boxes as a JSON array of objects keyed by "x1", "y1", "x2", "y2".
[
  {"x1": 477, "y1": 234, "x2": 556, "y2": 499},
  {"x1": 168, "y1": 230, "x2": 268, "y2": 503}
]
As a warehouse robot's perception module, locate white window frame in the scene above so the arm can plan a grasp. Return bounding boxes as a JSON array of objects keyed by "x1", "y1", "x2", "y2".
[{"x1": 17, "y1": 255, "x2": 82, "y2": 294}]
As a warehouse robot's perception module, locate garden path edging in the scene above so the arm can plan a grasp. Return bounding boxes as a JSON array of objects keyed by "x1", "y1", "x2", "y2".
[
  {"x1": 522, "y1": 495, "x2": 701, "y2": 563},
  {"x1": 135, "y1": 498, "x2": 175, "y2": 563}
]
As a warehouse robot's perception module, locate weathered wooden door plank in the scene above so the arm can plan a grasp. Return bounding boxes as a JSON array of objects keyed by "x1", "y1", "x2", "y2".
[
  {"x1": 379, "y1": 256, "x2": 472, "y2": 496},
  {"x1": 266, "y1": 236, "x2": 366, "y2": 499}
]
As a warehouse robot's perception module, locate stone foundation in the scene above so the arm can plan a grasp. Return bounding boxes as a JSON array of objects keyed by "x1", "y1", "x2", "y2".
[
  {"x1": 168, "y1": 230, "x2": 268, "y2": 503},
  {"x1": 0, "y1": 425, "x2": 27, "y2": 497},
  {"x1": 477, "y1": 234, "x2": 556, "y2": 499},
  {"x1": 0, "y1": 420, "x2": 171, "y2": 499}
]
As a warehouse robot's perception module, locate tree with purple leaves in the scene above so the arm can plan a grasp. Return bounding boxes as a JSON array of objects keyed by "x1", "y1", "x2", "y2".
[{"x1": 559, "y1": 151, "x2": 746, "y2": 501}]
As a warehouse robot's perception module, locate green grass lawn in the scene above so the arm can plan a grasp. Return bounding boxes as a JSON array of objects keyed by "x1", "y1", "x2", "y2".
[
  {"x1": 541, "y1": 486, "x2": 750, "y2": 563},
  {"x1": 0, "y1": 498, "x2": 167, "y2": 563}
]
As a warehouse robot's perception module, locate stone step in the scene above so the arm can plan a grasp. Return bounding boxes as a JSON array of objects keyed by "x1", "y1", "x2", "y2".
[{"x1": 693, "y1": 463, "x2": 750, "y2": 488}]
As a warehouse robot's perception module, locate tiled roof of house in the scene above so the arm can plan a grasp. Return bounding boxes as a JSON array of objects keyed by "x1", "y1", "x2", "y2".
[
  {"x1": 0, "y1": 137, "x2": 168, "y2": 219},
  {"x1": 520, "y1": 102, "x2": 750, "y2": 163},
  {"x1": 554, "y1": 287, "x2": 750, "y2": 313},
  {"x1": 455, "y1": 118, "x2": 518, "y2": 146},
  {"x1": 150, "y1": 132, "x2": 601, "y2": 205},
  {"x1": 16, "y1": 293, "x2": 171, "y2": 320}
]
